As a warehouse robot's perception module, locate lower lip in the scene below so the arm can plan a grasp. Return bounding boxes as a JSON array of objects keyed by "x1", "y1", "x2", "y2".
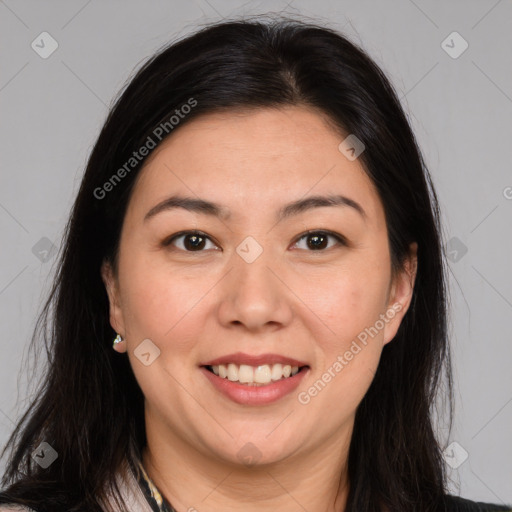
[{"x1": 200, "y1": 366, "x2": 309, "y2": 406}]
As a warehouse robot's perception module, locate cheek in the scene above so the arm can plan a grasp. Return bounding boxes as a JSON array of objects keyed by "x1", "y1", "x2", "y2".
[
  {"x1": 298, "y1": 269, "x2": 389, "y2": 418},
  {"x1": 297, "y1": 258, "x2": 390, "y2": 348},
  {"x1": 119, "y1": 255, "x2": 207, "y2": 352}
]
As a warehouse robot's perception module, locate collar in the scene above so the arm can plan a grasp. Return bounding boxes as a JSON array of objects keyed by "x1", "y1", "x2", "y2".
[
  {"x1": 132, "y1": 458, "x2": 176, "y2": 512},
  {"x1": 99, "y1": 446, "x2": 177, "y2": 512}
]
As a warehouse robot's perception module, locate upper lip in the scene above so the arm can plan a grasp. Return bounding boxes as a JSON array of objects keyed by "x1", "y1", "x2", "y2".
[{"x1": 201, "y1": 352, "x2": 309, "y2": 368}]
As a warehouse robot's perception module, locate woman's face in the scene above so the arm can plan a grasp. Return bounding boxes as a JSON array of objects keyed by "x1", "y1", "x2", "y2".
[{"x1": 102, "y1": 106, "x2": 417, "y2": 467}]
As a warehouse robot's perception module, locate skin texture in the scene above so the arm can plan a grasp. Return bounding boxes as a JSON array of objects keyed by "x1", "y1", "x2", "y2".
[{"x1": 102, "y1": 106, "x2": 417, "y2": 512}]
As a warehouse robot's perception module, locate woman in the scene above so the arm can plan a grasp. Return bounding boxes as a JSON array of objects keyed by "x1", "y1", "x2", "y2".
[{"x1": 0, "y1": 17, "x2": 509, "y2": 512}]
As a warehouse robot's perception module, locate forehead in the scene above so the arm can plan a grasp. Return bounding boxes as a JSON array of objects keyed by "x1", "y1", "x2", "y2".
[{"x1": 126, "y1": 106, "x2": 384, "y2": 227}]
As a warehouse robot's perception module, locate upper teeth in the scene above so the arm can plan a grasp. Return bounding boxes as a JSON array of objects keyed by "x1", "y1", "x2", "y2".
[{"x1": 211, "y1": 363, "x2": 300, "y2": 385}]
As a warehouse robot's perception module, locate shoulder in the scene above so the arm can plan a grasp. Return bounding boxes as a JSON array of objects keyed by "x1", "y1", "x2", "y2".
[{"x1": 443, "y1": 494, "x2": 512, "y2": 511}]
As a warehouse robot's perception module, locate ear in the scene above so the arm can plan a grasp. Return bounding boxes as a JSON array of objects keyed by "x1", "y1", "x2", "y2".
[
  {"x1": 101, "y1": 260, "x2": 127, "y2": 353},
  {"x1": 382, "y1": 242, "x2": 418, "y2": 345}
]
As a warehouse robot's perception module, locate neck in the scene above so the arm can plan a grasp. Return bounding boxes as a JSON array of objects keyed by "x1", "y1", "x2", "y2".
[{"x1": 141, "y1": 422, "x2": 352, "y2": 512}]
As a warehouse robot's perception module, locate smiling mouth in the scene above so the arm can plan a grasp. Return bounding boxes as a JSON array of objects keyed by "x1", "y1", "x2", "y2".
[{"x1": 203, "y1": 363, "x2": 309, "y2": 386}]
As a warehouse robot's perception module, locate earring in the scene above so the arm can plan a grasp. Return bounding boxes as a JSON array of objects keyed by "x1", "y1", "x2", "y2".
[{"x1": 112, "y1": 334, "x2": 124, "y2": 348}]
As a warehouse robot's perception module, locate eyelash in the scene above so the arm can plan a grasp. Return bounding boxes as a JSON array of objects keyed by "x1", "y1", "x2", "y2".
[{"x1": 162, "y1": 229, "x2": 347, "y2": 253}]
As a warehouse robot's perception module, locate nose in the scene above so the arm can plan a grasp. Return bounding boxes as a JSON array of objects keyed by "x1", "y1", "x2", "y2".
[{"x1": 216, "y1": 248, "x2": 293, "y2": 333}]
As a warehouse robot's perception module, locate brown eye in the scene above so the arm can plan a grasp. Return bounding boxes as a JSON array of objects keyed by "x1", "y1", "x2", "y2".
[
  {"x1": 183, "y1": 233, "x2": 206, "y2": 250},
  {"x1": 165, "y1": 231, "x2": 218, "y2": 252},
  {"x1": 293, "y1": 231, "x2": 346, "y2": 251}
]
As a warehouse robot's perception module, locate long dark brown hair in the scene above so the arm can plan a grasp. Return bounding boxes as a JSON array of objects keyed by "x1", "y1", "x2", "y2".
[{"x1": 1, "y1": 16, "x2": 453, "y2": 511}]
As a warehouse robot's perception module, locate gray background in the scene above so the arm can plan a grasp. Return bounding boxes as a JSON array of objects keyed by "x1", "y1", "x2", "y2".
[{"x1": 0, "y1": 0, "x2": 511, "y2": 505}]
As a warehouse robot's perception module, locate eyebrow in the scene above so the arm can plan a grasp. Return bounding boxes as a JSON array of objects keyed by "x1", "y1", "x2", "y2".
[{"x1": 143, "y1": 193, "x2": 367, "y2": 223}]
